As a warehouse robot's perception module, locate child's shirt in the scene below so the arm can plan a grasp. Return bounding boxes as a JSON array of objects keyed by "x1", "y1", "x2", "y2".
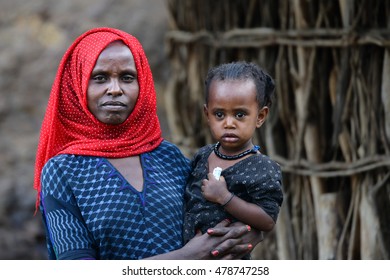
[{"x1": 183, "y1": 144, "x2": 283, "y2": 244}]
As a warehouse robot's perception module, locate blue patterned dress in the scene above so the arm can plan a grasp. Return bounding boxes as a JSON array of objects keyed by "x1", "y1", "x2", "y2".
[{"x1": 40, "y1": 140, "x2": 190, "y2": 259}]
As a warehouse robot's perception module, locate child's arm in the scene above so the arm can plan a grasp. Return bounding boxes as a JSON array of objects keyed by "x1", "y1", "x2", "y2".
[{"x1": 202, "y1": 174, "x2": 275, "y2": 232}]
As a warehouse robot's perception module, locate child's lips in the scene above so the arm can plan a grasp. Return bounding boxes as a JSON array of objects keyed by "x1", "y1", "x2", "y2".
[{"x1": 221, "y1": 134, "x2": 238, "y2": 142}]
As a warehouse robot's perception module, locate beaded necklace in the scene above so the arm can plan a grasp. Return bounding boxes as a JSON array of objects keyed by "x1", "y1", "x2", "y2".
[{"x1": 213, "y1": 142, "x2": 259, "y2": 160}]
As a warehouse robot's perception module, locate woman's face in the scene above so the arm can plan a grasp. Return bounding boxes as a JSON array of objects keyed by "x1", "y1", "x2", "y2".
[{"x1": 87, "y1": 41, "x2": 139, "y2": 125}]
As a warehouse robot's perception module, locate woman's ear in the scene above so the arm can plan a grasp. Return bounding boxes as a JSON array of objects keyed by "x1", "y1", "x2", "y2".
[{"x1": 256, "y1": 106, "x2": 269, "y2": 128}]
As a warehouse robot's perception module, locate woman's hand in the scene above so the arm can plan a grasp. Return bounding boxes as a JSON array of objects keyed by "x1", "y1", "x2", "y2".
[
  {"x1": 207, "y1": 220, "x2": 264, "y2": 259},
  {"x1": 181, "y1": 219, "x2": 253, "y2": 259},
  {"x1": 146, "y1": 220, "x2": 262, "y2": 260}
]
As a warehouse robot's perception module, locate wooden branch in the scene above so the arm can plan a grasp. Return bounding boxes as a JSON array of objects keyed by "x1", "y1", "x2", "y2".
[
  {"x1": 273, "y1": 154, "x2": 390, "y2": 177},
  {"x1": 368, "y1": 172, "x2": 390, "y2": 259},
  {"x1": 166, "y1": 28, "x2": 390, "y2": 47},
  {"x1": 348, "y1": 183, "x2": 361, "y2": 259},
  {"x1": 166, "y1": 0, "x2": 390, "y2": 260}
]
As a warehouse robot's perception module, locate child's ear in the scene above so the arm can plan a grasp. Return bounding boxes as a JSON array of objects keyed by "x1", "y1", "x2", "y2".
[
  {"x1": 203, "y1": 104, "x2": 209, "y2": 120},
  {"x1": 256, "y1": 106, "x2": 269, "y2": 128}
]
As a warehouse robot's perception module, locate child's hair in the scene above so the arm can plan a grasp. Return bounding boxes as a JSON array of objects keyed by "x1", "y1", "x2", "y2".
[{"x1": 204, "y1": 61, "x2": 275, "y2": 108}]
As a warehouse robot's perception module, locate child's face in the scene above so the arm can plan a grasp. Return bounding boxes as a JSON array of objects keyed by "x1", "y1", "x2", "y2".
[{"x1": 204, "y1": 79, "x2": 268, "y2": 154}]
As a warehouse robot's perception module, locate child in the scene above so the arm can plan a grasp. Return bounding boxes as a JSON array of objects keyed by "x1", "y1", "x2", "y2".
[{"x1": 183, "y1": 61, "x2": 284, "y2": 257}]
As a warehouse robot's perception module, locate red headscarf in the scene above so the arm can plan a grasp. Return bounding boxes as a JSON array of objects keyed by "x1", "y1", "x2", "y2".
[{"x1": 33, "y1": 27, "x2": 163, "y2": 210}]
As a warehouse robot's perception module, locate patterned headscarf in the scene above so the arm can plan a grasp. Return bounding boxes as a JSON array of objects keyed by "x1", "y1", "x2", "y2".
[{"x1": 33, "y1": 27, "x2": 163, "y2": 210}]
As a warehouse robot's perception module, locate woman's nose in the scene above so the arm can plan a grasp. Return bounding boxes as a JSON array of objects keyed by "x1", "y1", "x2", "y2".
[{"x1": 107, "y1": 79, "x2": 123, "y2": 96}]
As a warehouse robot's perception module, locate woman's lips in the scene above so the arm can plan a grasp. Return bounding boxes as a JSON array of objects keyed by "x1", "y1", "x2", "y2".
[
  {"x1": 102, "y1": 101, "x2": 125, "y2": 106},
  {"x1": 101, "y1": 101, "x2": 126, "y2": 110}
]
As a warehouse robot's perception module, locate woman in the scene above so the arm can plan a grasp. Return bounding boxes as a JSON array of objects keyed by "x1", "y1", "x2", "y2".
[{"x1": 34, "y1": 27, "x2": 260, "y2": 260}]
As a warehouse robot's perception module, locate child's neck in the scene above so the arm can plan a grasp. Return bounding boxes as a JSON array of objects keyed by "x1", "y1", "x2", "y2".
[
  {"x1": 208, "y1": 152, "x2": 240, "y2": 172},
  {"x1": 208, "y1": 144, "x2": 259, "y2": 172},
  {"x1": 213, "y1": 141, "x2": 258, "y2": 160}
]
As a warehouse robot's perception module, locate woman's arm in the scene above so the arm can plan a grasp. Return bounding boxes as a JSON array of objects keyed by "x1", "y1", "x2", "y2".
[{"x1": 146, "y1": 220, "x2": 253, "y2": 260}]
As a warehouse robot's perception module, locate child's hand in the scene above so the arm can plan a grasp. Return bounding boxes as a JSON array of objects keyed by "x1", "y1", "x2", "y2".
[{"x1": 202, "y1": 174, "x2": 232, "y2": 205}]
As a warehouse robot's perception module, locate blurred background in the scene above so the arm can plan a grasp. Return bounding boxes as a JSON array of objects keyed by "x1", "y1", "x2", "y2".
[
  {"x1": 0, "y1": 0, "x2": 170, "y2": 259},
  {"x1": 0, "y1": 0, "x2": 389, "y2": 260}
]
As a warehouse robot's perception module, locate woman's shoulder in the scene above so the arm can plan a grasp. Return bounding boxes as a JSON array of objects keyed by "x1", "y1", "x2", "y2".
[
  {"x1": 157, "y1": 140, "x2": 180, "y2": 150},
  {"x1": 151, "y1": 140, "x2": 190, "y2": 174},
  {"x1": 42, "y1": 154, "x2": 99, "y2": 171},
  {"x1": 151, "y1": 140, "x2": 190, "y2": 163},
  {"x1": 44, "y1": 154, "x2": 74, "y2": 167},
  {"x1": 154, "y1": 140, "x2": 184, "y2": 155}
]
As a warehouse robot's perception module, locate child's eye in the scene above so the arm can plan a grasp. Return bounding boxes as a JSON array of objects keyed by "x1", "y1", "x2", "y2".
[
  {"x1": 236, "y1": 112, "x2": 246, "y2": 119},
  {"x1": 215, "y1": 112, "x2": 224, "y2": 119}
]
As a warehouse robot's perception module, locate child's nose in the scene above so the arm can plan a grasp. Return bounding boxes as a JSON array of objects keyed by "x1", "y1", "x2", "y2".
[{"x1": 224, "y1": 116, "x2": 235, "y2": 128}]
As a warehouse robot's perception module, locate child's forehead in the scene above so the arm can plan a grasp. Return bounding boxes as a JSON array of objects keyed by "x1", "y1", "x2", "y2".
[
  {"x1": 209, "y1": 80, "x2": 257, "y2": 100},
  {"x1": 210, "y1": 78, "x2": 256, "y2": 92},
  {"x1": 212, "y1": 77, "x2": 254, "y2": 85}
]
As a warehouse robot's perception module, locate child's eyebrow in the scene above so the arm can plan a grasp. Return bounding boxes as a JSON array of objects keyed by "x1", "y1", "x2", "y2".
[{"x1": 233, "y1": 106, "x2": 250, "y2": 111}]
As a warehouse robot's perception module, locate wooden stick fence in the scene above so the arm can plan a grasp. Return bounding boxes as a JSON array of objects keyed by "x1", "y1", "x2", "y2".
[{"x1": 164, "y1": 0, "x2": 390, "y2": 259}]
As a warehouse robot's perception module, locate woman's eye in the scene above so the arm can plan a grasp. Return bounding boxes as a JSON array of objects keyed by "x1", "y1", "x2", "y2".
[
  {"x1": 92, "y1": 75, "x2": 106, "y2": 82},
  {"x1": 122, "y1": 74, "x2": 135, "y2": 82}
]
